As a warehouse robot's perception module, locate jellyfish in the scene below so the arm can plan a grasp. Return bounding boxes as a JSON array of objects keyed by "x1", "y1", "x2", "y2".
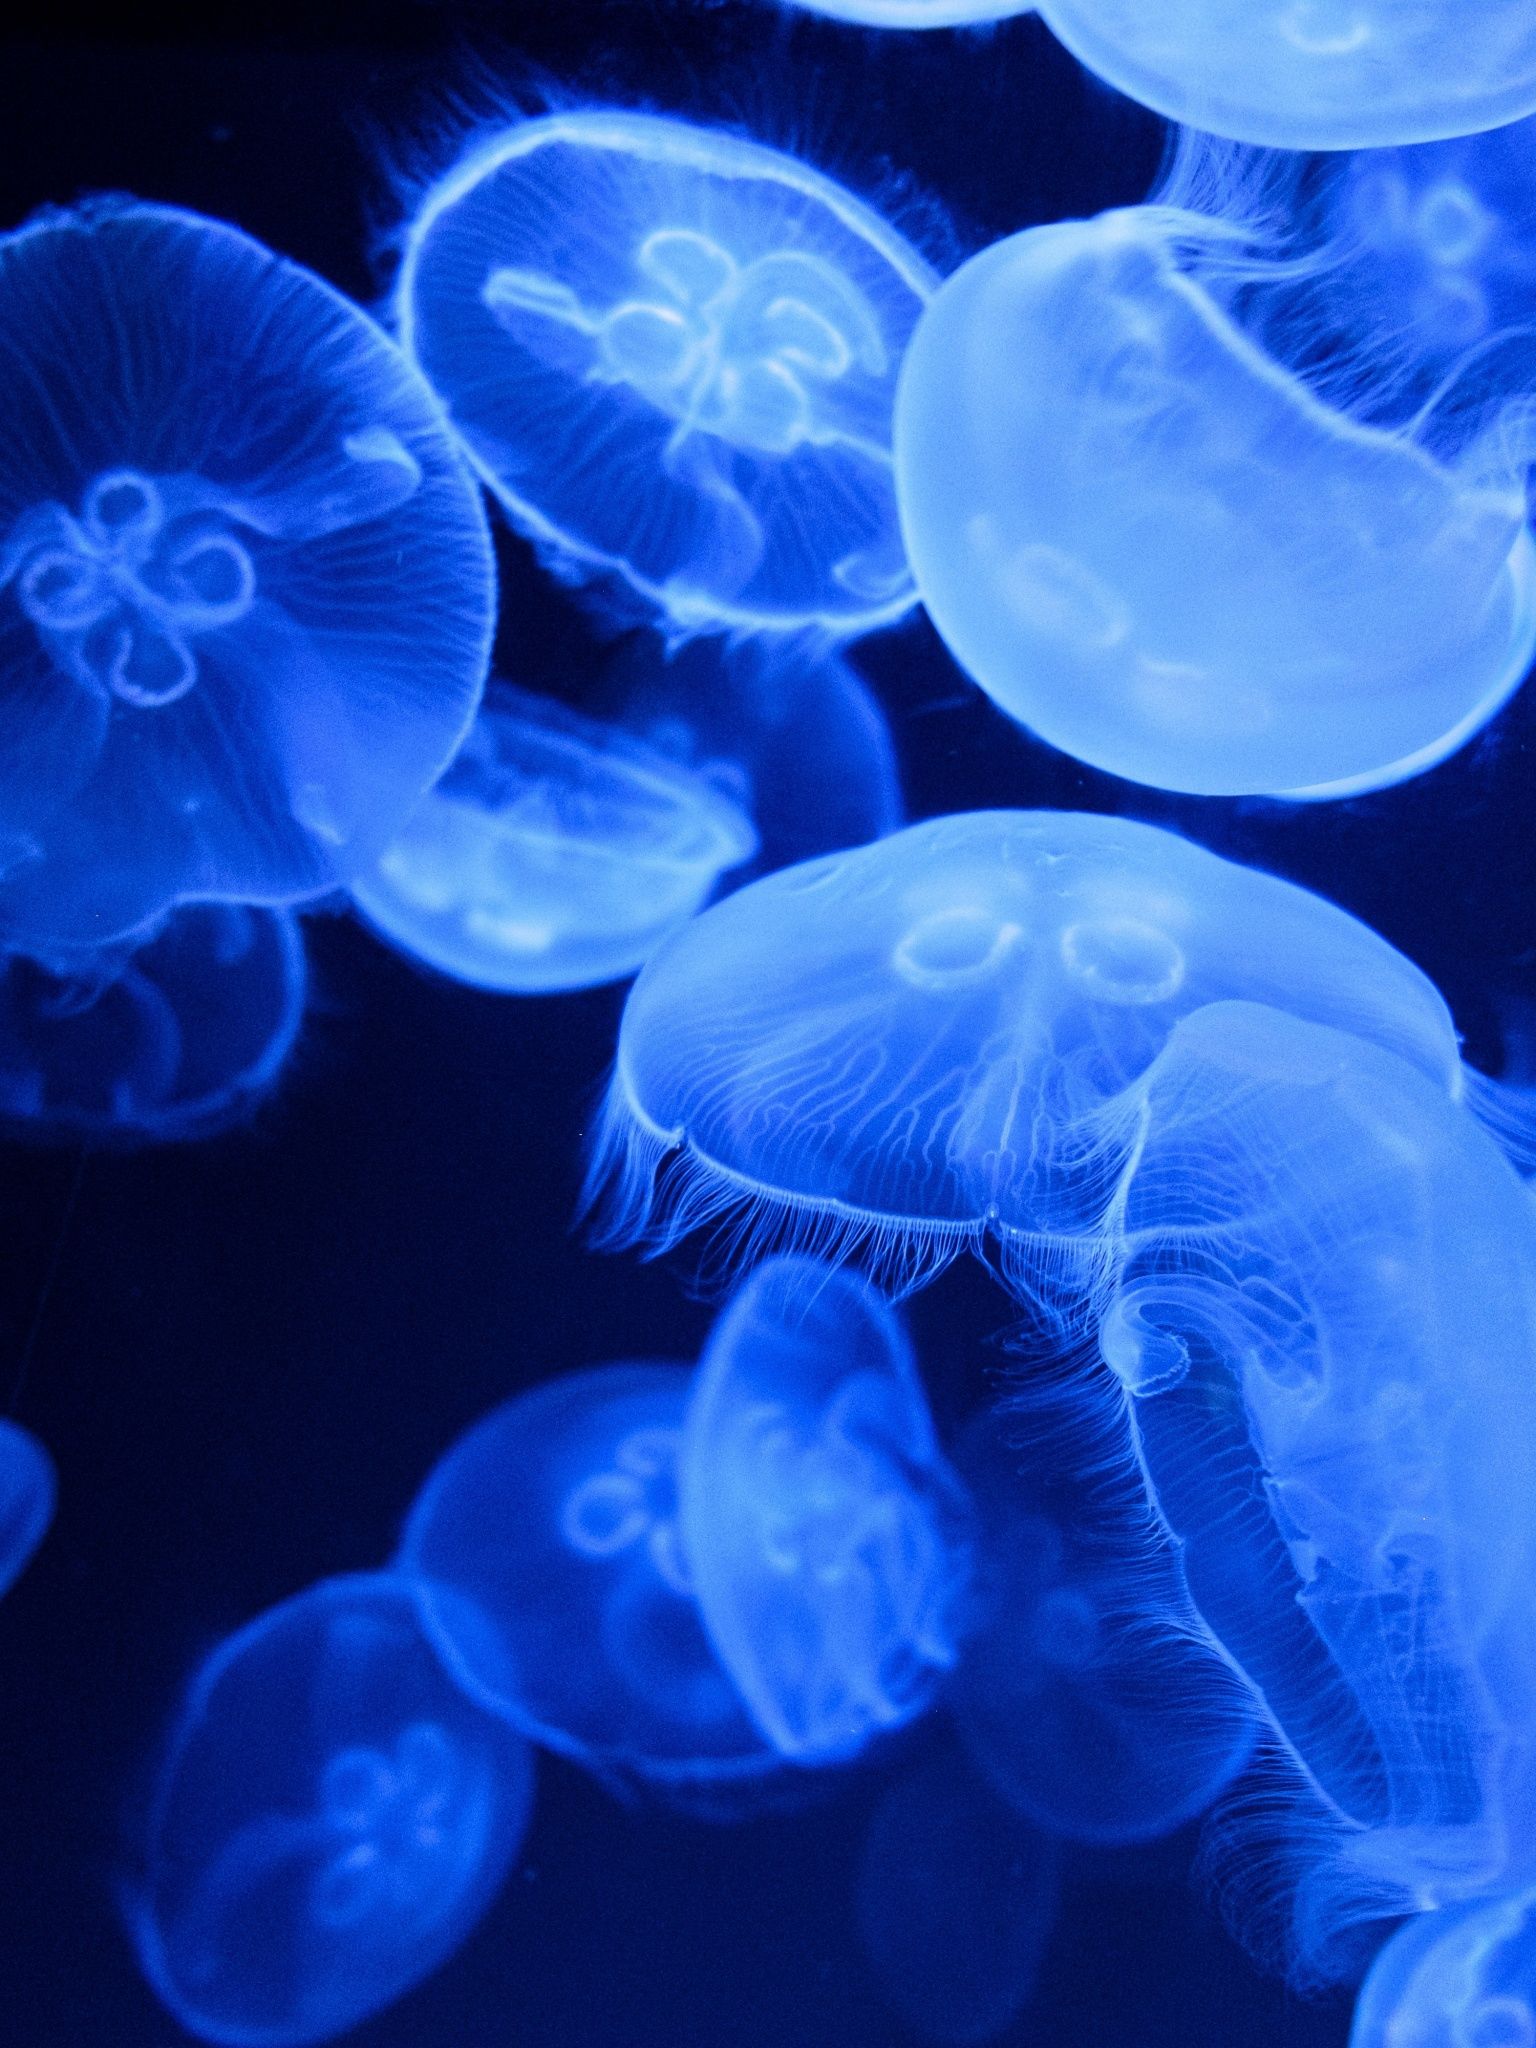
[
  {"x1": 678, "y1": 1256, "x2": 974, "y2": 1763},
  {"x1": 0, "y1": 1418, "x2": 55, "y2": 1602},
  {"x1": 0, "y1": 903, "x2": 306, "y2": 1144},
  {"x1": 398, "y1": 1365, "x2": 776, "y2": 1792},
  {"x1": 1350, "y1": 1886, "x2": 1536, "y2": 2048},
  {"x1": 351, "y1": 681, "x2": 757, "y2": 994},
  {"x1": 0, "y1": 197, "x2": 495, "y2": 957},
  {"x1": 395, "y1": 109, "x2": 936, "y2": 635},
  {"x1": 776, "y1": 0, "x2": 1032, "y2": 24},
  {"x1": 131, "y1": 1573, "x2": 534, "y2": 2047},
  {"x1": 894, "y1": 195, "x2": 1536, "y2": 798}
]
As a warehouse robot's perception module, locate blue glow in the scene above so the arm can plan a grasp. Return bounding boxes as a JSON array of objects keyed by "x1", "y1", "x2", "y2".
[
  {"x1": 1350, "y1": 1887, "x2": 1536, "y2": 2048},
  {"x1": 132, "y1": 1573, "x2": 533, "y2": 2047},
  {"x1": 0, "y1": 1418, "x2": 54, "y2": 1601},
  {"x1": 0, "y1": 198, "x2": 495, "y2": 955},
  {"x1": 395, "y1": 109, "x2": 936, "y2": 635},
  {"x1": 894, "y1": 203, "x2": 1536, "y2": 797},
  {"x1": 399, "y1": 1365, "x2": 775, "y2": 1790},
  {"x1": 352, "y1": 681, "x2": 757, "y2": 993},
  {"x1": 678, "y1": 1256, "x2": 973, "y2": 1762},
  {"x1": 777, "y1": 0, "x2": 1031, "y2": 23},
  {"x1": 0, "y1": 904, "x2": 306, "y2": 1145}
]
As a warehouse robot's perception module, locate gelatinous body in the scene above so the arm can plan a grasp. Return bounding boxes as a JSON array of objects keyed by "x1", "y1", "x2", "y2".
[
  {"x1": 0, "y1": 904, "x2": 306, "y2": 1144},
  {"x1": 0, "y1": 1419, "x2": 55, "y2": 1601},
  {"x1": 397, "y1": 110, "x2": 935, "y2": 634},
  {"x1": 779, "y1": 0, "x2": 1030, "y2": 23},
  {"x1": 895, "y1": 209, "x2": 1536, "y2": 797},
  {"x1": 0, "y1": 199, "x2": 494, "y2": 953},
  {"x1": 1351, "y1": 1885, "x2": 1536, "y2": 2048},
  {"x1": 132, "y1": 1574, "x2": 533, "y2": 2047},
  {"x1": 352, "y1": 682, "x2": 756, "y2": 993},
  {"x1": 1034, "y1": 1, "x2": 1536, "y2": 150},
  {"x1": 400, "y1": 1366, "x2": 774, "y2": 1788},
  {"x1": 679, "y1": 1257, "x2": 973, "y2": 1761}
]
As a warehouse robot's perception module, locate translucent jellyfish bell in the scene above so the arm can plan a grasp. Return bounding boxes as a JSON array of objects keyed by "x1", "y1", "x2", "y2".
[
  {"x1": 1350, "y1": 1886, "x2": 1536, "y2": 2048},
  {"x1": 0, "y1": 1419, "x2": 55, "y2": 1601},
  {"x1": 132, "y1": 1573, "x2": 534, "y2": 2047},
  {"x1": 399, "y1": 1366, "x2": 775, "y2": 1791},
  {"x1": 894, "y1": 206, "x2": 1536, "y2": 797},
  {"x1": 777, "y1": 0, "x2": 1032, "y2": 24},
  {"x1": 0, "y1": 198, "x2": 494, "y2": 954},
  {"x1": 396, "y1": 109, "x2": 936, "y2": 634},
  {"x1": 351, "y1": 682, "x2": 756, "y2": 993},
  {"x1": 678, "y1": 1257, "x2": 973, "y2": 1763}
]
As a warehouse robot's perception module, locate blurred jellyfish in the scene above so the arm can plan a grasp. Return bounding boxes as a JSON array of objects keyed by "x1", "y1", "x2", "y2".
[
  {"x1": 1350, "y1": 1886, "x2": 1536, "y2": 2048},
  {"x1": 777, "y1": 0, "x2": 1031, "y2": 23},
  {"x1": 395, "y1": 109, "x2": 936, "y2": 634},
  {"x1": 399, "y1": 1366, "x2": 776, "y2": 1792},
  {"x1": 131, "y1": 1573, "x2": 533, "y2": 2047},
  {"x1": 0, "y1": 1419, "x2": 55, "y2": 1601},
  {"x1": 351, "y1": 682, "x2": 757, "y2": 993},
  {"x1": 0, "y1": 198, "x2": 494, "y2": 955},
  {"x1": 678, "y1": 1257, "x2": 973, "y2": 1763},
  {"x1": 895, "y1": 191, "x2": 1536, "y2": 798},
  {"x1": 0, "y1": 904, "x2": 306, "y2": 1145}
]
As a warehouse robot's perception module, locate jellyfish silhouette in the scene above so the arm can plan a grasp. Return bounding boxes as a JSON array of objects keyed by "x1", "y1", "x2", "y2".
[
  {"x1": 895, "y1": 195, "x2": 1536, "y2": 798},
  {"x1": 0, "y1": 1419, "x2": 55, "y2": 1602},
  {"x1": 0, "y1": 198, "x2": 494, "y2": 956},
  {"x1": 131, "y1": 1573, "x2": 533, "y2": 2047},
  {"x1": 399, "y1": 1366, "x2": 776, "y2": 1792},
  {"x1": 0, "y1": 903, "x2": 306, "y2": 1145},
  {"x1": 395, "y1": 109, "x2": 936, "y2": 634},
  {"x1": 777, "y1": 0, "x2": 1031, "y2": 23},
  {"x1": 1350, "y1": 1886, "x2": 1536, "y2": 2048},
  {"x1": 678, "y1": 1257, "x2": 974, "y2": 1763},
  {"x1": 351, "y1": 681, "x2": 757, "y2": 993}
]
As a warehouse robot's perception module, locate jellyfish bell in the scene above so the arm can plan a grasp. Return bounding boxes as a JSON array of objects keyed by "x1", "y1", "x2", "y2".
[
  {"x1": 131, "y1": 1573, "x2": 533, "y2": 2048},
  {"x1": 1350, "y1": 1886, "x2": 1536, "y2": 2048},
  {"x1": 351, "y1": 682, "x2": 757, "y2": 994},
  {"x1": 776, "y1": 0, "x2": 1032, "y2": 24},
  {"x1": 395, "y1": 108, "x2": 936, "y2": 635},
  {"x1": 0, "y1": 1418, "x2": 55, "y2": 1602}
]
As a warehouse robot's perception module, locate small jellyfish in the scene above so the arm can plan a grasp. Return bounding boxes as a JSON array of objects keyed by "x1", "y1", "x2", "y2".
[
  {"x1": 0, "y1": 198, "x2": 494, "y2": 955},
  {"x1": 351, "y1": 681, "x2": 757, "y2": 993},
  {"x1": 0, "y1": 1418, "x2": 55, "y2": 1601},
  {"x1": 399, "y1": 1365, "x2": 775, "y2": 1791},
  {"x1": 395, "y1": 109, "x2": 936, "y2": 634},
  {"x1": 678, "y1": 1257, "x2": 974, "y2": 1763},
  {"x1": 1351, "y1": 1886, "x2": 1536, "y2": 2048},
  {"x1": 777, "y1": 0, "x2": 1031, "y2": 23},
  {"x1": 131, "y1": 1573, "x2": 533, "y2": 2047},
  {"x1": 0, "y1": 903, "x2": 306, "y2": 1145},
  {"x1": 894, "y1": 200, "x2": 1536, "y2": 797}
]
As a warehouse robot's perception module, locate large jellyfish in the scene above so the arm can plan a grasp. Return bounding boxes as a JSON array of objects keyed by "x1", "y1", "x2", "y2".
[
  {"x1": 894, "y1": 198, "x2": 1536, "y2": 798},
  {"x1": 0, "y1": 1418, "x2": 54, "y2": 1602},
  {"x1": 351, "y1": 681, "x2": 756, "y2": 994},
  {"x1": 678, "y1": 1257, "x2": 974, "y2": 1763},
  {"x1": 0, "y1": 198, "x2": 494, "y2": 956},
  {"x1": 395, "y1": 109, "x2": 936, "y2": 635},
  {"x1": 1350, "y1": 1885, "x2": 1536, "y2": 2048},
  {"x1": 131, "y1": 1573, "x2": 534, "y2": 2047}
]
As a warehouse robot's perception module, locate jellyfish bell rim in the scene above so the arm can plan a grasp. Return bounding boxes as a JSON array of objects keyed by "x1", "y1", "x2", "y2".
[
  {"x1": 0, "y1": 1417, "x2": 56, "y2": 1600},
  {"x1": 776, "y1": 0, "x2": 1035, "y2": 25}
]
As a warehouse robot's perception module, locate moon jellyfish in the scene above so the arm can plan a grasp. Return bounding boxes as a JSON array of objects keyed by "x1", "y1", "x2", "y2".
[
  {"x1": 131, "y1": 1573, "x2": 533, "y2": 2047},
  {"x1": 678, "y1": 1257, "x2": 973, "y2": 1763},
  {"x1": 396, "y1": 109, "x2": 936, "y2": 634},
  {"x1": 1096, "y1": 1003, "x2": 1536, "y2": 1976},
  {"x1": 0, "y1": 198, "x2": 494, "y2": 955},
  {"x1": 351, "y1": 682, "x2": 756, "y2": 994},
  {"x1": 776, "y1": 0, "x2": 1031, "y2": 24},
  {"x1": 0, "y1": 1419, "x2": 55, "y2": 1601},
  {"x1": 399, "y1": 1366, "x2": 775, "y2": 1791},
  {"x1": 0, "y1": 904, "x2": 306, "y2": 1144},
  {"x1": 1350, "y1": 1886, "x2": 1536, "y2": 2048}
]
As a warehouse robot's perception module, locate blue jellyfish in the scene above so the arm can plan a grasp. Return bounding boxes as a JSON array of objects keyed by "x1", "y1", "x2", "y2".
[
  {"x1": 0, "y1": 903, "x2": 306, "y2": 1145},
  {"x1": 894, "y1": 197, "x2": 1536, "y2": 798},
  {"x1": 1351, "y1": 1887, "x2": 1536, "y2": 2048},
  {"x1": 399, "y1": 1366, "x2": 776, "y2": 1792},
  {"x1": 678, "y1": 1257, "x2": 973, "y2": 1763},
  {"x1": 777, "y1": 0, "x2": 1031, "y2": 23},
  {"x1": 351, "y1": 681, "x2": 757, "y2": 994},
  {"x1": 0, "y1": 198, "x2": 494, "y2": 956},
  {"x1": 132, "y1": 1573, "x2": 533, "y2": 2047},
  {"x1": 395, "y1": 109, "x2": 936, "y2": 635},
  {"x1": 0, "y1": 1418, "x2": 55, "y2": 1602}
]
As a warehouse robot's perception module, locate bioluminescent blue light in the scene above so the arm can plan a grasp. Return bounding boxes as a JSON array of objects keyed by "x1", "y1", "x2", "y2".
[
  {"x1": 0, "y1": 904, "x2": 306, "y2": 1145},
  {"x1": 0, "y1": 1418, "x2": 55, "y2": 1601},
  {"x1": 351, "y1": 681, "x2": 757, "y2": 993},
  {"x1": 1096, "y1": 1003, "x2": 1536, "y2": 1977},
  {"x1": 1350, "y1": 1885, "x2": 1536, "y2": 2048},
  {"x1": 395, "y1": 109, "x2": 937, "y2": 635},
  {"x1": 588, "y1": 809, "x2": 1489, "y2": 1297},
  {"x1": 894, "y1": 204, "x2": 1536, "y2": 799},
  {"x1": 0, "y1": 198, "x2": 494, "y2": 955},
  {"x1": 777, "y1": 0, "x2": 1031, "y2": 25},
  {"x1": 1033, "y1": 1, "x2": 1536, "y2": 150},
  {"x1": 132, "y1": 1573, "x2": 533, "y2": 2048},
  {"x1": 399, "y1": 1365, "x2": 775, "y2": 1789},
  {"x1": 678, "y1": 1257, "x2": 973, "y2": 1763}
]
